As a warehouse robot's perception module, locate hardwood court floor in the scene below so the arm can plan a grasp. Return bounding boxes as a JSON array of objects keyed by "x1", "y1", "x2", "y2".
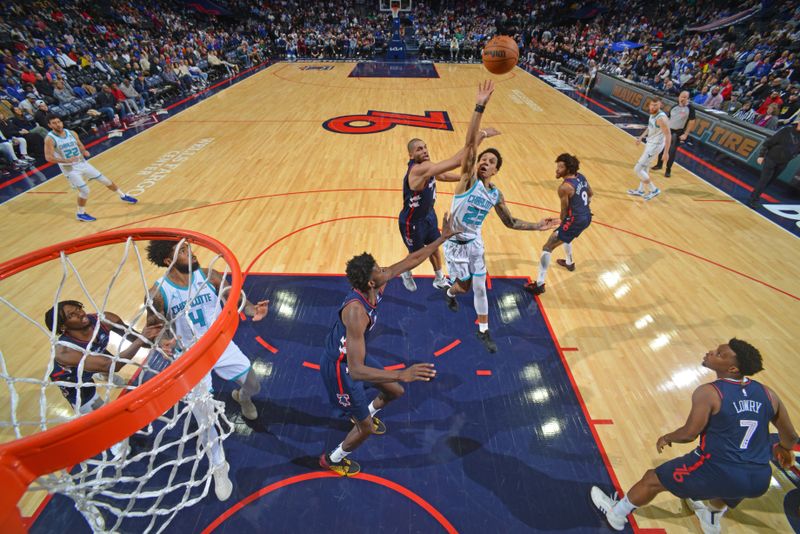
[{"x1": 1, "y1": 62, "x2": 798, "y2": 533}]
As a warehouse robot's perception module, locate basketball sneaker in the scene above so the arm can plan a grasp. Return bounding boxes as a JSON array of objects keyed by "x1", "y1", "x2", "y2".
[
  {"x1": 686, "y1": 499, "x2": 725, "y2": 534},
  {"x1": 626, "y1": 188, "x2": 644, "y2": 197},
  {"x1": 590, "y1": 487, "x2": 627, "y2": 531},
  {"x1": 76, "y1": 213, "x2": 97, "y2": 222},
  {"x1": 644, "y1": 188, "x2": 661, "y2": 201},
  {"x1": 651, "y1": 163, "x2": 662, "y2": 170},
  {"x1": 556, "y1": 259, "x2": 575, "y2": 271},
  {"x1": 476, "y1": 330, "x2": 497, "y2": 353},
  {"x1": 232, "y1": 389, "x2": 258, "y2": 420},
  {"x1": 445, "y1": 291, "x2": 459, "y2": 312},
  {"x1": 524, "y1": 282, "x2": 545, "y2": 296},
  {"x1": 319, "y1": 453, "x2": 360, "y2": 477},
  {"x1": 400, "y1": 271, "x2": 417, "y2": 292},
  {"x1": 432, "y1": 276, "x2": 451, "y2": 290},
  {"x1": 120, "y1": 194, "x2": 138, "y2": 204},
  {"x1": 212, "y1": 461, "x2": 233, "y2": 501},
  {"x1": 350, "y1": 415, "x2": 386, "y2": 435}
]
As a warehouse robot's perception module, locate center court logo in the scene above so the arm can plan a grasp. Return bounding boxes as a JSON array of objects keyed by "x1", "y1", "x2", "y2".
[{"x1": 322, "y1": 110, "x2": 453, "y2": 135}]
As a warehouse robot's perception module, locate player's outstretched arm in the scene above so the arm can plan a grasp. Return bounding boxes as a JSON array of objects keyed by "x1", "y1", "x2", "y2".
[
  {"x1": 208, "y1": 269, "x2": 269, "y2": 320},
  {"x1": 494, "y1": 190, "x2": 560, "y2": 231},
  {"x1": 656, "y1": 384, "x2": 717, "y2": 452},
  {"x1": 377, "y1": 213, "x2": 457, "y2": 284},
  {"x1": 455, "y1": 80, "x2": 495, "y2": 195},
  {"x1": 412, "y1": 128, "x2": 502, "y2": 187},
  {"x1": 343, "y1": 304, "x2": 435, "y2": 384},
  {"x1": 766, "y1": 386, "x2": 799, "y2": 468}
]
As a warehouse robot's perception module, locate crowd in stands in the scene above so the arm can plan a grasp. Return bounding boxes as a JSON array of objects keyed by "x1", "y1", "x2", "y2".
[
  {"x1": 1, "y1": 0, "x2": 798, "y2": 175},
  {"x1": 0, "y1": 0, "x2": 272, "y2": 174},
  {"x1": 520, "y1": 0, "x2": 800, "y2": 130}
]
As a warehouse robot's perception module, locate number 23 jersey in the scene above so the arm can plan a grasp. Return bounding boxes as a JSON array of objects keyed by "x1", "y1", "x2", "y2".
[{"x1": 450, "y1": 179, "x2": 500, "y2": 242}]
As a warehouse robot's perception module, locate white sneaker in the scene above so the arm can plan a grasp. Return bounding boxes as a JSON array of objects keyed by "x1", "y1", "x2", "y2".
[
  {"x1": 212, "y1": 461, "x2": 233, "y2": 501},
  {"x1": 627, "y1": 188, "x2": 644, "y2": 197},
  {"x1": 400, "y1": 272, "x2": 417, "y2": 292},
  {"x1": 232, "y1": 389, "x2": 258, "y2": 420},
  {"x1": 644, "y1": 187, "x2": 661, "y2": 201},
  {"x1": 590, "y1": 486, "x2": 627, "y2": 531},
  {"x1": 686, "y1": 499, "x2": 724, "y2": 534},
  {"x1": 432, "y1": 277, "x2": 451, "y2": 290}
]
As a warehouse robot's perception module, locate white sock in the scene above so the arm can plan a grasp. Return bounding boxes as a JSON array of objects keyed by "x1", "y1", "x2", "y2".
[
  {"x1": 478, "y1": 321, "x2": 488, "y2": 332},
  {"x1": 329, "y1": 442, "x2": 350, "y2": 463},
  {"x1": 434, "y1": 269, "x2": 443, "y2": 280},
  {"x1": 638, "y1": 181, "x2": 647, "y2": 192},
  {"x1": 537, "y1": 251, "x2": 551, "y2": 285},
  {"x1": 77, "y1": 206, "x2": 86, "y2": 215},
  {"x1": 649, "y1": 180, "x2": 658, "y2": 191},
  {"x1": 447, "y1": 287, "x2": 456, "y2": 298},
  {"x1": 117, "y1": 189, "x2": 127, "y2": 197},
  {"x1": 612, "y1": 495, "x2": 637, "y2": 517},
  {"x1": 564, "y1": 243, "x2": 573, "y2": 264},
  {"x1": 368, "y1": 400, "x2": 381, "y2": 417}
]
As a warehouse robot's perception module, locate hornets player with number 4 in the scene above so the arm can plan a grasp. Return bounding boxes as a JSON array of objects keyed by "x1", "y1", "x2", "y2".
[
  {"x1": 444, "y1": 80, "x2": 559, "y2": 353},
  {"x1": 146, "y1": 240, "x2": 268, "y2": 421},
  {"x1": 526, "y1": 153, "x2": 592, "y2": 296},
  {"x1": 591, "y1": 339, "x2": 798, "y2": 533},
  {"x1": 44, "y1": 114, "x2": 137, "y2": 222}
]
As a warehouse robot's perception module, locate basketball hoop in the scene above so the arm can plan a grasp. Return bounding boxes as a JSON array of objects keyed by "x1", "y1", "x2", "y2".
[
  {"x1": 0, "y1": 228, "x2": 241, "y2": 533},
  {"x1": 390, "y1": 5, "x2": 400, "y2": 19}
]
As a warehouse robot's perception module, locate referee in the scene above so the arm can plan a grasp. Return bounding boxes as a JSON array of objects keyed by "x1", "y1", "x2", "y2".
[{"x1": 652, "y1": 91, "x2": 696, "y2": 177}]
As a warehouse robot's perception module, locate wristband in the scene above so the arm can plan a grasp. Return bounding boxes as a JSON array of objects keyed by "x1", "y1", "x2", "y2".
[
  {"x1": 480, "y1": 129, "x2": 487, "y2": 138},
  {"x1": 475, "y1": 104, "x2": 485, "y2": 113}
]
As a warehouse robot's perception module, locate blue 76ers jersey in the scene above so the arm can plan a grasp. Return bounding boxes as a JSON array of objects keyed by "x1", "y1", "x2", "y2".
[
  {"x1": 698, "y1": 378, "x2": 774, "y2": 465},
  {"x1": 51, "y1": 314, "x2": 110, "y2": 406},
  {"x1": 400, "y1": 159, "x2": 437, "y2": 222},
  {"x1": 322, "y1": 287, "x2": 382, "y2": 364},
  {"x1": 564, "y1": 173, "x2": 592, "y2": 221}
]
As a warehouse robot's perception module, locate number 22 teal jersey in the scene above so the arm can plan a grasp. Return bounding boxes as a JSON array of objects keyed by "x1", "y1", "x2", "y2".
[
  {"x1": 46, "y1": 130, "x2": 82, "y2": 171},
  {"x1": 157, "y1": 269, "x2": 221, "y2": 346},
  {"x1": 450, "y1": 179, "x2": 500, "y2": 241}
]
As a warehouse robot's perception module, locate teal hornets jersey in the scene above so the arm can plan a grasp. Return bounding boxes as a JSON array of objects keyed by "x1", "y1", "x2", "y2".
[
  {"x1": 646, "y1": 111, "x2": 668, "y2": 145},
  {"x1": 157, "y1": 270, "x2": 221, "y2": 347},
  {"x1": 47, "y1": 130, "x2": 82, "y2": 170},
  {"x1": 450, "y1": 179, "x2": 500, "y2": 241}
]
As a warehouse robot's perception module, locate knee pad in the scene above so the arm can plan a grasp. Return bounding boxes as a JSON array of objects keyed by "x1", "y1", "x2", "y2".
[
  {"x1": 472, "y1": 275, "x2": 488, "y2": 315},
  {"x1": 94, "y1": 174, "x2": 112, "y2": 186},
  {"x1": 77, "y1": 184, "x2": 90, "y2": 199}
]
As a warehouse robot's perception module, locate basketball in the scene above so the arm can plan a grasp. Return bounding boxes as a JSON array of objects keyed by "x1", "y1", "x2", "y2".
[{"x1": 482, "y1": 35, "x2": 519, "y2": 74}]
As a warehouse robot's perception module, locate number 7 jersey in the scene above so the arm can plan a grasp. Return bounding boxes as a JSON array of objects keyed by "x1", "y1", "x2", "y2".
[
  {"x1": 156, "y1": 269, "x2": 221, "y2": 347},
  {"x1": 450, "y1": 179, "x2": 500, "y2": 242}
]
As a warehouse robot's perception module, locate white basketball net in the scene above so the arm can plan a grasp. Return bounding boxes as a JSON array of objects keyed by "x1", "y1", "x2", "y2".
[{"x1": 0, "y1": 237, "x2": 238, "y2": 533}]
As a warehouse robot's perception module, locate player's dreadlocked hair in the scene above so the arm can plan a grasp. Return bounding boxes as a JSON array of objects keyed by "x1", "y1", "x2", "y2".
[
  {"x1": 478, "y1": 148, "x2": 503, "y2": 170},
  {"x1": 44, "y1": 300, "x2": 84, "y2": 333},
  {"x1": 555, "y1": 153, "x2": 580, "y2": 175},
  {"x1": 346, "y1": 253, "x2": 376, "y2": 293},
  {"x1": 146, "y1": 240, "x2": 178, "y2": 267},
  {"x1": 728, "y1": 338, "x2": 764, "y2": 376}
]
